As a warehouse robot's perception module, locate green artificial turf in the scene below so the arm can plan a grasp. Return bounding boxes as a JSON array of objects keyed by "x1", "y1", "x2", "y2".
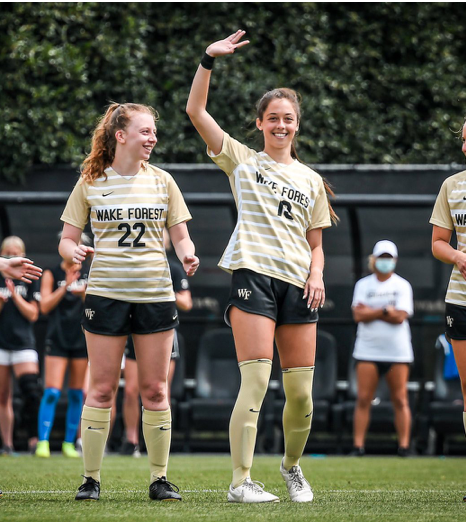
[{"x1": 1, "y1": 454, "x2": 465, "y2": 521}]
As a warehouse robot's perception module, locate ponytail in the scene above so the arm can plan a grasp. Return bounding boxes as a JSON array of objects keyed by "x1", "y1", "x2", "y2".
[
  {"x1": 291, "y1": 146, "x2": 339, "y2": 224},
  {"x1": 322, "y1": 178, "x2": 339, "y2": 225},
  {"x1": 81, "y1": 103, "x2": 158, "y2": 184}
]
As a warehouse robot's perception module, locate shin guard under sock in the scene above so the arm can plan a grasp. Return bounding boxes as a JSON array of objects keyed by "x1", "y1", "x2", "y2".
[
  {"x1": 229, "y1": 359, "x2": 272, "y2": 488},
  {"x1": 282, "y1": 366, "x2": 315, "y2": 470},
  {"x1": 81, "y1": 405, "x2": 111, "y2": 482}
]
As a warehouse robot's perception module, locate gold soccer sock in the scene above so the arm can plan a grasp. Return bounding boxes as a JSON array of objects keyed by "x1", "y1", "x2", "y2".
[
  {"x1": 142, "y1": 408, "x2": 172, "y2": 484},
  {"x1": 229, "y1": 359, "x2": 272, "y2": 488},
  {"x1": 282, "y1": 366, "x2": 315, "y2": 470},
  {"x1": 81, "y1": 405, "x2": 111, "y2": 483}
]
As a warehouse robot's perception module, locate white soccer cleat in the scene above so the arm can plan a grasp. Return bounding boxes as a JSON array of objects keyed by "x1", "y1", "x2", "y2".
[
  {"x1": 280, "y1": 459, "x2": 314, "y2": 502},
  {"x1": 227, "y1": 477, "x2": 280, "y2": 503}
]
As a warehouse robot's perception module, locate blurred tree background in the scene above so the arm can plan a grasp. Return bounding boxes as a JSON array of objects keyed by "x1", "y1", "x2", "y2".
[{"x1": 1, "y1": 2, "x2": 466, "y2": 183}]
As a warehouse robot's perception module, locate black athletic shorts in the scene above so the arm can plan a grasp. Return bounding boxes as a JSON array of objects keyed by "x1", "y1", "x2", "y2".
[
  {"x1": 445, "y1": 302, "x2": 466, "y2": 341},
  {"x1": 45, "y1": 343, "x2": 87, "y2": 360},
  {"x1": 354, "y1": 359, "x2": 407, "y2": 377},
  {"x1": 225, "y1": 269, "x2": 318, "y2": 327},
  {"x1": 124, "y1": 331, "x2": 180, "y2": 361},
  {"x1": 82, "y1": 294, "x2": 179, "y2": 336}
]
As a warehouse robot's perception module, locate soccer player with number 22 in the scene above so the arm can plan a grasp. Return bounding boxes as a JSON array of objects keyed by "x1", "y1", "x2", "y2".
[{"x1": 60, "y1": 102, "x2": 199, "y2": 502}]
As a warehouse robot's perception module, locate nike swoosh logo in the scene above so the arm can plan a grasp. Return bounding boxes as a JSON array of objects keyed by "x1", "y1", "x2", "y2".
[
  {"x1": 102, "y1": 192, "x2": 114, "y2": 197},
  {"x1": 249, "y1": 408, "x2": 260, "y2": 413},
  {"x1": 160, "y1": 426, "x2": 171, "y2": 431},
  {"x1": 463, "y1": 197, "x2": 466, "y2": 200},
  {"x1": 172, "y1": 315, "x2": 178, "y2": 321},
  {"x1": 305, "y1": 412, "x2": 312, "y2": 418},
  {"x1": 87, "y1": 426, "x2": 105, "y2": 430}
]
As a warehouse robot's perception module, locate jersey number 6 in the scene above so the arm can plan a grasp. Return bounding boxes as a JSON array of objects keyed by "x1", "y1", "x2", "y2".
[{"x1": 278, "y1": 200, "x2": 293, "y2": 220}]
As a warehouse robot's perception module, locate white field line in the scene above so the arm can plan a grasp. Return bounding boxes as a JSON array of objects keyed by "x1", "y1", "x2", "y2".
[{"x1": 2, "y1": 489, "x2": 458, "y2": 495}]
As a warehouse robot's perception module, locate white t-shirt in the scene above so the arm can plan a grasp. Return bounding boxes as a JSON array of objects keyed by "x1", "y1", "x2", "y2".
[{"x1": 352, "y1": 273, "x2": 414, "y2": 363}]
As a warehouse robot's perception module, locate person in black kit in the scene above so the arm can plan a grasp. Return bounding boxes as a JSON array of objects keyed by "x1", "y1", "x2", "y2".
[
  {"x1": 0, "y1": 236, "x2": 41, "y2": 455},
  {"x1": 119, "y1": 229, "x2": 192, "y2": 457},
  {"x1": 35, "y1": 233, "x2": 91, "y2": 458},
  {"x1": 165, "y1": 229, "x2": 193, "y2": 402}
]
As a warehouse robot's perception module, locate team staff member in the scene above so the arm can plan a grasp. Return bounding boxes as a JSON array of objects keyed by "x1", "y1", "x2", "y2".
[
  {"x1": 36, "y1": 233, "x2": 91, "y2": 459},
  {"x1": 187, "y1": 31, "x2": 336, "y2": 503},
  {"x1": 430, "y1": 120, "x2": 466, "y2": 502},
  {"x1": 0, "y1": 236, "x2": 41, "y2": 455},
  {"x1": 59, "y1": 102, "x2": 199, "y2": 502},
  {"x1": 350, "y1": 240, "x2": 414, "y2": 457},
  {"x1": 120, "y1": 231, "x2": 192, "y2": 457}
]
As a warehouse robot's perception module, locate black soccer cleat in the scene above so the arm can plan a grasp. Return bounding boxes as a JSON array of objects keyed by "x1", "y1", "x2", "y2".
[
  {"x1": 75, "y1": 476, "x2": 100, "y2": 501},
  {"x1": 149, "y1": 477, "x2": 182, "y2": 501},
  {"x1": 0, "y1": 489, "x2": 2, "y2": 498},
  {"x1": 348, "y1": 447, "x2": 365, "y2": 457},
  {"x1": 397, "y1": 447, "x2": 410, "y2": 458},
  {"x1": 119, "y1": 440, "x2": 141, "y2": 458}
]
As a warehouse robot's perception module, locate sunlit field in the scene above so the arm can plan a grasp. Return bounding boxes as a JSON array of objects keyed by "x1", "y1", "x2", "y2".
[{"x1": 1, "y1": 453, "x2": 465, "y2": 521}]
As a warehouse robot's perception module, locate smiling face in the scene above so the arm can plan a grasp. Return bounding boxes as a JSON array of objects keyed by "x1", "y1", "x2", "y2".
[
  {"x1": 115, "y1": 111, "x2": 157, "y2": 162},
  {"x1": 256, "y1": 98, "x2": 299, "y2": 158}
]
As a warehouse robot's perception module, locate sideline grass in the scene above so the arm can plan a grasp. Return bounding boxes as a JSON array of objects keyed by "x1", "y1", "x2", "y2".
[{"x1": 1, "y1": 453, "x2": 465, "y2": 521}]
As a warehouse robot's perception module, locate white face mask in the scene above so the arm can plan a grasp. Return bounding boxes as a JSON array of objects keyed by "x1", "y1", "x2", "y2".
[{"x1": 375, "y1": 258, "x2": 396, "y2": 274}]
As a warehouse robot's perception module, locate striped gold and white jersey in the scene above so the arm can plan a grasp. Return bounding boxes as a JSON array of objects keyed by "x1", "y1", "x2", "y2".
[
  {"x1": 61, "y1": 164, "x2": 191, "y2": 303},
  {"x1": 430, "y1": 169, "x2": 466, "y2": 307},
  {"x1": 208, "y1": 133, "x2": 331, "y2": 289}
]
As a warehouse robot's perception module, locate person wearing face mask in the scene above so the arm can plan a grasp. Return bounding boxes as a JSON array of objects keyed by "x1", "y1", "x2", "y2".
[{"x1": 349, "y1": 240, "x2": 414, "y2": 457}]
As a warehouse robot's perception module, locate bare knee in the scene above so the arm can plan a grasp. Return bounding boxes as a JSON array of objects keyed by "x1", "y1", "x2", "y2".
[
  {"x1": 0, "y1": 392, "x2": 11, "y2": 407},
  {"x1": 391, "y1": 394, "x2": 409, "y2": 411},
  {"x1": 140, "y1": 381, "x2": 167, "y2": 405},
  {"x1": 124, "y1": 382, "x2": 140, "y2": 402},
  {"x1": 460, "y1": 379, "x2": 466, "y2": 401},
  {"x1": 356, "y1": 394, "x2": 373, "y2": 409},
  {"x1": 88, "y1": 383, "x2": 116, "y2": 406}
]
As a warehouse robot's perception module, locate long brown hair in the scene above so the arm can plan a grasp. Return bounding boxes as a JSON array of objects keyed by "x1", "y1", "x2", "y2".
[
  {"x1": 256, "y1": 88, "x2": 338, "y2": 224},
  {"x1": 81, "y1": 103, "x2": 158, "y2": 183}
]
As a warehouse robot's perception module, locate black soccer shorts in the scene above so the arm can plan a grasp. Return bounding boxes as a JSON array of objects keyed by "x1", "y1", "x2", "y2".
[
  {"x1": 445, "y1": 302, "x2": 466, "y2": 341},
  {"x1": 82, "y1": 294, "x2": 179, "y2": 336},
  {"x1": 225, "y1": 268, "x2": 318, "y2": 327}
]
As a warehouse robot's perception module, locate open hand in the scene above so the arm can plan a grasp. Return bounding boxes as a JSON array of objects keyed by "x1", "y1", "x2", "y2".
[
  {"x1": 206, "y1": 30, "x2": 250, "y2": 57},
  {"x1": 2, "y1": 257, "x2": 42, "y2": 283},
  {"x1": 303, "y1": 272, "x2": 325, "y2": 312}
]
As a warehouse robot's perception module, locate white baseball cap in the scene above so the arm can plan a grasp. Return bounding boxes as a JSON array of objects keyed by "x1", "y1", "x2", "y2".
[{"x1": 372, "y1": 240, "x2": 398, "y2": 258}]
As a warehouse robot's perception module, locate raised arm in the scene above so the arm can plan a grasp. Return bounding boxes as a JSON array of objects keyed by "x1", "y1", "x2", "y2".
[{"x1": 186, "y1": 30, "x2": 249, "y2": 156}]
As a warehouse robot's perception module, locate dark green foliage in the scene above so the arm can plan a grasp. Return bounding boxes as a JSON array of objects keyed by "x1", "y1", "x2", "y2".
[{"x1": 1, "y1": 2, "x2": 466, "y2": 183}]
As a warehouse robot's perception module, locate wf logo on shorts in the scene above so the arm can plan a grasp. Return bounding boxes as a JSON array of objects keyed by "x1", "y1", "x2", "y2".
[
  {"x1": 446, "y1": 315, "x2": 454, "y2": 327},
  {"x1": 238, "y1": 289, "x2": 252, "y2": 300},
  {"x1": 85, "y1": 309, "x2": 95, "y2": 320}
]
